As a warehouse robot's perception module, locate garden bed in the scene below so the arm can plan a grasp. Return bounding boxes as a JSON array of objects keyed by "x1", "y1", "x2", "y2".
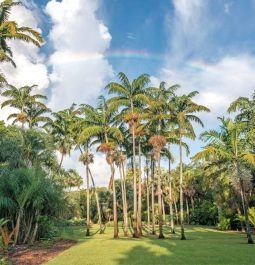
[{"x1": 9, "y1": 239, "x2": 77, "y2": 265}]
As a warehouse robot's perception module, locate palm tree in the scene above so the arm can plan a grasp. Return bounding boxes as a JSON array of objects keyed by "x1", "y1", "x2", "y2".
[
  {"x1": 169, "y1": 91, "x2": 210, "y2": 240},
  {"x1": 26, "y1": 103, "x2": 51, "y2": 128},
  {"x1": 45, "y1": 104, "x2": 79, "y2": 170},
  {"x1": 194, "y1": 117, "x2": 254, "y2": 244},
  {"x1": 106, "y1": 73, "x2": 150, "y2": 237},
  {"x1": 2, "y1": 84, "x2": 47, "y2": 128},
  {"x1": 78, "y1": 96, "x2": 123, "y2": 238},
  {"x1": 0, "y1": 0, "x2": 44, "y2": 67}
]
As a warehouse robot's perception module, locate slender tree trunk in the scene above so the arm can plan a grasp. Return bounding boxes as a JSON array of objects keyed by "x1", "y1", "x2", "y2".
[
  {"x1": 132, "y1": 124, "x2": 139, "y2": 237},
  {"x1": 168, "y1": 157, "x2": 175, "y2": 233},
  {"x1": 58, "y1": 152, "x2": 64, "y2": 171},
  {"x1": 137, "y1": 141, "x2": 142, "y2": 236},
  {"x1": 237, "y1": 206, "x2": 245, "y2": 232},
  {"x1": 86, "y1": 164, "x2": 90, "y2": 236},
  {"x1": 173, "y1": 195, "x2": 179, "y2": 225},
  {"x1": 179, "y1": 137, "x2": 186, "y2": 240},
  {"x1": 239, "y1": 178, "x2": 253, "y2": 244},
  {"x1": 157, "y1": 154, "x2": 164, "y2": 239},
  {"x1": 186, "y1": 196, "x2": 190, "y2": 225},
  {"x1": 119, "y1": 164, "x2": 128, "y2": 236},
  {"x1": 14, "y1": 210, "x2": 22, "y2": 246},
  {"x1": 162, "y1": 197, "x2": 166, "y2": 225},
  {"x1": 146, "y1": 159, "x2": 150, "y2": 229},
  {"x1": 121, "y1": 161, "x2": 128, "y2": 236},
  {"x1": 151, "y1": 159, "x2": 156, "y2": 235},
  {"x1": 88, "y1": 168, "x2": 103, "y2": 233},
  {"x1": 111, "y1": 163, "x2": 118, "y2": 238},
  {"x1": 190, "y1": 196, "x2": 195, "y2": 210},
  {"x1": 23, "y1": 215, "x2": 34, "y2": 244}
]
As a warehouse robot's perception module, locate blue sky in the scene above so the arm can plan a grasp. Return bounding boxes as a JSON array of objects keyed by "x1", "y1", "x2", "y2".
[{"x1": 2, "y1": 0, "x2": 255, "y2": 185}]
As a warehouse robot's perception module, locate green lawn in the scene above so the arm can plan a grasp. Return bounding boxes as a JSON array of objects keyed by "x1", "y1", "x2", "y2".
[{"x1": 45, "y1": 225, "x2": 255, "y2": 265}]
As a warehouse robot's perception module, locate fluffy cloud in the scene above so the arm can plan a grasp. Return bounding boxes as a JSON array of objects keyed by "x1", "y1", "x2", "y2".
[
  {"x1": 45, "y1": 0, "x2": 113, "y2": 111},
  {"x1": 0, "y1": 4, "x2": 49, "y2": 122}
]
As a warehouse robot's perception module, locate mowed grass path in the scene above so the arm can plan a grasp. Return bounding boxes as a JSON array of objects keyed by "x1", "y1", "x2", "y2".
[{"x1": 45, "y1": 225, "x2": 255, "y2": 265}]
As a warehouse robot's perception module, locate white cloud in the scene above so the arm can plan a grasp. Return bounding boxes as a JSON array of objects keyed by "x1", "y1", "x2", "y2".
[
  {"x1": 45, "y1": 0, "x2": 113, "y2": 111},
  {"x1": 169, "y1": 0, "x2": 210, "y2": 62},
  {"x1": 0, "y1": 4, "x2": 49, "y2": 122}
]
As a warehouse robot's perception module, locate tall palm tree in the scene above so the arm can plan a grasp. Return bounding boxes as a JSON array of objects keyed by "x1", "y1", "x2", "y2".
[
  {"x1": 169, "y1": 91, "x2": 210, "y2": 240},
  {"x1": 194, "y1": 117, "x2": 254, "y2": 244},
  {"x1": 78, "y1": 96, "x2": 123, "y2": 238},
  {"x1": 0, "y1": 0, "x2": 44, "y2": 67},
  {"x1": 2, "y1": 84, "x2": 47, "y2": 128},
  {"x1": 106, "y1": 72, "x2": 150, "y2": 237}
]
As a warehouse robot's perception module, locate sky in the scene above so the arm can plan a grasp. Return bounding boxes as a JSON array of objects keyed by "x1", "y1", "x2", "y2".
[{"x1": 1, "y1": 0, "x2": 255, "y2": 186}]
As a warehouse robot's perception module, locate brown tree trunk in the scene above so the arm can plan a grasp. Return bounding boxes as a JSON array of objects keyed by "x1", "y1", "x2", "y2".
[{"x1": 121, "y1": 161, "x2": 129, "y2": 236}]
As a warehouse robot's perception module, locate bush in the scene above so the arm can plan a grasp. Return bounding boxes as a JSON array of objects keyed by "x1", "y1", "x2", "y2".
[
  {"x1": 190, "y1": 201, "x2": 218, "y2": 225},
  {"x1": 218, "y1": 217, "x2": 231, "y2": 230}
]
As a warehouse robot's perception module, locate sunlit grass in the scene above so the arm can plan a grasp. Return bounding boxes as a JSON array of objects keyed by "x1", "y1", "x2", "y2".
[{"x1": 45, "y1": 225, "x2": 255, "y2": 265}]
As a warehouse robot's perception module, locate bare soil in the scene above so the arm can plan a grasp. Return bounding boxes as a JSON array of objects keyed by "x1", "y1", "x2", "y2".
[{"x1": 9, "y1": 239, "x2": 77, "y2": 265}]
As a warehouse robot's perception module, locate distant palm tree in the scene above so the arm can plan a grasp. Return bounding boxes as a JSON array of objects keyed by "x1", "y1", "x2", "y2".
[
  {"x1": 0, "y1": 0, "x2": 44, "y2": 67},
  {"x1": 106, "y1": 72, "x2": 150, "y2": 238},
  {"x1": 194, "y1": 117, "x2": 254, "y2": 244},
  {"x1": 45, "y1": 104, "x2": 79, "y2": 170},
  {"x1": 2, "y1": 84, "x2": 47, "y2": 128},
  {"x1": 170, "y1": 91, "x2": 210, "y2": 240}
]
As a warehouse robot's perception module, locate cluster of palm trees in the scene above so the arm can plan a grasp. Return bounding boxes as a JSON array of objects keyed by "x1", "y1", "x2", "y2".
[{"x1": 23, "y1": 72, "x2": 207, "y2": 240}]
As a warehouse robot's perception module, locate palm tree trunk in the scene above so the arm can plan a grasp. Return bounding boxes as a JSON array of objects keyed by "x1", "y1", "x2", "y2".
[
  {"x1": 14, "y1": 210, "x2": 22, "y2": 246},
  {"x1": 162, "y1": 197, "x2": 166, "y2": 225},
  {"x1": 186, "y1": 196, "x2": 190, "y2": 225},
  {"x1": 190, "y1": 196, "x2": 195, "y2": 210},
  {"x1": 132, "y1": 124, "x2": 138, "y2": 238},
  {"x1": 119, "y1": 164, "x2": 128, "y2": 236},
  {"x1": 168, "y1": 157, "x2": 175, "y2": 233},
  {"x1": 146, "y1": 159, "x2": 150, "y2": 229},
  {"x1": 137, "y1": 141, "x2": 142, "y2": 236},
  {"x1": 179, "y1": 137, "x2": 186, "y2": 240},
  {"x1": 237, "y1": 206, "x2": 245, "y2": 232},
  {"x1": 58, "y1": 152, "x2": 64, "y2": 171},
  {"x1": 239, "y1": 178, "x2": 253, "y2": 244},
  {"x1": 88, "y1": 168, "x2": 103, "y2": 233},
  {"x1": 111, "y1": 163, "x2": 118, "y2": 238},
  {"x1": 157, "y1": 154, "x2": 164, "y2": 239},
  {"x1": 173, "y1": 195, "x2": 179, "y2": 225},
  {"x1": 121, "y1": 161, "x2": 128, "y2": 236},
  {"x1": 86, "y1": 164, "x2": 90, "y2": 236},
  {"x1": 151, "y1": 159, "x2": 156, "y2": 235}
]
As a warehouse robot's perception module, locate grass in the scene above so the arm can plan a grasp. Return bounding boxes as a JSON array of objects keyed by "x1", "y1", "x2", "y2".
[{"x1": 45, "y1": 225, "x2": 255, "y2": 265}]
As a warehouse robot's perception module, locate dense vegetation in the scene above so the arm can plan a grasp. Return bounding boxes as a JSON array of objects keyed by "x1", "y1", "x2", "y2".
[{"x1": 0, "y1": 0, "x2": 254, "y2": 263}]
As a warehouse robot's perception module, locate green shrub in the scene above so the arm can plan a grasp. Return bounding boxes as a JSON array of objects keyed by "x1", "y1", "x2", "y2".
[{"x1": 218, "y1": 217, "x2": 231, "y2": 230}]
